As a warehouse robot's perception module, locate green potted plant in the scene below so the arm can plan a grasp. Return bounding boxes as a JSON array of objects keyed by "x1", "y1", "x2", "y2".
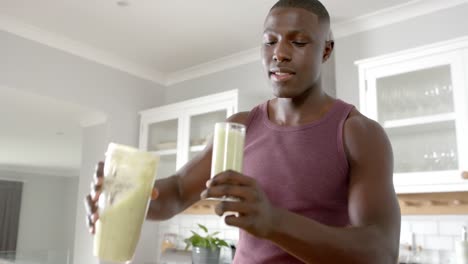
[{"x1": 184, "y1": 224, "x2": 230, "y2": 264}]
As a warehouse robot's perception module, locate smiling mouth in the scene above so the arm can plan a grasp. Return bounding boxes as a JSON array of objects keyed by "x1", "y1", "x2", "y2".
[{"x1": 270, "y1": 71, "x2": 295, "y2": 82}]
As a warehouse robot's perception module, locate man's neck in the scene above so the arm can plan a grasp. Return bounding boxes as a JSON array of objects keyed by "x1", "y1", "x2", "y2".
[{"x1": 269, "y1": 87, "x2": 334, "y2": 126}]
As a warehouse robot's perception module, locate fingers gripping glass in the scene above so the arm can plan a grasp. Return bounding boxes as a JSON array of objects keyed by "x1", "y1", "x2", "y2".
[{"x1": 209, "y1": 122, "x2": 246, "y2": 202}]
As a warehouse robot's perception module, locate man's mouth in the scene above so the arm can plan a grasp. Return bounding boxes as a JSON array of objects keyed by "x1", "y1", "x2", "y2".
[{"x1": 269, "y1": 67, "x2": 296, "y2": 82}]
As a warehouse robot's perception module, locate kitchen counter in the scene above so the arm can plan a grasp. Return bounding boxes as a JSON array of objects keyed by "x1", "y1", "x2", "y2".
[
  {"x1": 160, "y1": 248, "x2": 233, "y2": 264},
  {"x1": 160, "y1": 249, "x2": 191, "y2": 263}
]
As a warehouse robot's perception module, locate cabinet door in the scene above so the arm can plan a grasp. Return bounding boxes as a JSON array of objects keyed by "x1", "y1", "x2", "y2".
[
  {"x1": 140, "y1": 117, "x2": 179, "y2": 179},
  {"x1": 363, "y1": 52, "x2": 468, "y2": 192}
]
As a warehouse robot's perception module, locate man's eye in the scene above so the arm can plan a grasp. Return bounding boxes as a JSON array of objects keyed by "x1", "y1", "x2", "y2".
[
  {"x1": 264, "y1": 41, "x2": 276, "y2": 46},
  {"x1": 292, "y1": 41, "x2": 307, "y2": 46}
]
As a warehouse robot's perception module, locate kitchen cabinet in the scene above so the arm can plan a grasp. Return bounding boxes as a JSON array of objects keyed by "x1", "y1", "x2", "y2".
[
  {"x1": 139, "y1": 89, "x2": 238, "y2": 199},
  {"x1": 356, "y1": 37, "x2": 468, "y2": 193}
]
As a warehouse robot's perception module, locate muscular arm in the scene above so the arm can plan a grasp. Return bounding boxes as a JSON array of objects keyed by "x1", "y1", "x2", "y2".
[
  {"x1": 266, "y1": 110, "x2": 401, "y2": 263},
  {"x1": 146, "y1": 112, "x2": 250, "y2": 220}
]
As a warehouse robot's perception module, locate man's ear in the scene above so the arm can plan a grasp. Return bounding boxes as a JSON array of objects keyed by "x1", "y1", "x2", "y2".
[{"x1": 322, "y1": 40, "x2": 334, "y2": 63}]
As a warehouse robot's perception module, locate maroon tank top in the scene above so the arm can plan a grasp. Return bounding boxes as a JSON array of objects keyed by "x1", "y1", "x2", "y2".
[{"x1": 233, "y1": 99, "x2": 354, "y2": 264}]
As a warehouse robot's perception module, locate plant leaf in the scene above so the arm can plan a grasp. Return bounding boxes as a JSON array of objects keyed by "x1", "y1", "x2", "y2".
[
  {"x1": 183, "y1": 223, "x2": 231, "y2": 250},
  {"x1": 201, "y1": 237, "x2": 208, "y2": 248},
  {"x1": 198, "y1": 223, "x2": 208, "y2": 233},
  {"x1": 216, "y1": 239, "x2": 229, "y2": 248},
  {"x1": 184, "y1": 238, "x2": 192, "y2": 250},
  {"x1": 208, "y1": 236, "x2": 216, "y2": 250}
]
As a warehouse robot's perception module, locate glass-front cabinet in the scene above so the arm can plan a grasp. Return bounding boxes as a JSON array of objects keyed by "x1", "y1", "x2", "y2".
[{"x1": 357, "y1": 39, "x2": 468, "y2": 193}]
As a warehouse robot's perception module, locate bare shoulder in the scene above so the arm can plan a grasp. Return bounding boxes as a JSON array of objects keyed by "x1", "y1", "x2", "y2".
[
  {"x1": 344, "y1": 108, "x2": 385, "y2": 135},
  {"x1": 343, "y1": 108, "x2": 392, "y2": 162},
  {"x1": 226, "y1": 111, "x2": 250, "y2": 125}
]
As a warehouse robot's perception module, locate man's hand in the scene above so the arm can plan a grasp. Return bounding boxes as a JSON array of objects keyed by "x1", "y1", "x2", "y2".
[
  {"x1": 201, "y1": 170, "x2": 278, "y2": 239},
  {"x1": 84, "y1": 161, "x2": 159, "y2": 234}
]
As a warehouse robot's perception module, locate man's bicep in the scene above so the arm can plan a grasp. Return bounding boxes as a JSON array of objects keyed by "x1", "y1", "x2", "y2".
[{"x1": 344, "y1": 114, "x2": 400, "y2": 235}]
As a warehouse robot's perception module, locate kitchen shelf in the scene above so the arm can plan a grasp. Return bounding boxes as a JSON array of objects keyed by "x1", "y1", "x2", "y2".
[
  {"x1": 383, "y1": 112, "x2": 455, "y2": 129},
  {"x1": 189, "y1": 145, "x2": 206, "y2": 152},
  {"x1": 147, "y1": 120, "x2": 178, "y2": 152},
  {"x1": 385, "y1": 118, "x2": 455, "y2": 137},
  {"x1": 151, "y1": 149, "x2": 177, "y2": 156},
  {"x1": 398, "y1": 191, "x2": 468, "y2": 215}
]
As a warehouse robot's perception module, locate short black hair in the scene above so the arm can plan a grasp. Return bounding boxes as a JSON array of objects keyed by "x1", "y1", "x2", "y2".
[{"x1": 270, "y1": 0, "x2": 330, "y2": 24}]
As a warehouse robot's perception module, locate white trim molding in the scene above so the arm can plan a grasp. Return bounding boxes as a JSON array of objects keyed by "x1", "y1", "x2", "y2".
[
  {"x1": 165, "y1": 47, "x2": 261, "y2": 86},
  {"x1": 0, "y1": 164, "x2": 79, "y2": 178},
  {"x1": 0, "y1": 14, "x2": 167, "y2": 85},
  {"x1": 139, "y1": 89, "x2": 239, "y2": 117},
  {"x1": 332, "y1": 0, "x2": 468, "y2": 38}
]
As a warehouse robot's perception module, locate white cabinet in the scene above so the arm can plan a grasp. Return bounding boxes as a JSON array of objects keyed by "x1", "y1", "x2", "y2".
[
  {"x1": 139, "y1": 89, "x2": 238, "y2": 179},
  {"x1": 356, "y1": 37, "x2": 468, "y2": 193}
]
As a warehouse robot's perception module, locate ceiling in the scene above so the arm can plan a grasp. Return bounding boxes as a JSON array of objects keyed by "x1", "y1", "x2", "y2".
[
  {"x1": 0, "y1": 86, "x2": 105, "y2": 176},
  {"x1": 0, "y1": 0, "x2": 415, "y2": 81}
]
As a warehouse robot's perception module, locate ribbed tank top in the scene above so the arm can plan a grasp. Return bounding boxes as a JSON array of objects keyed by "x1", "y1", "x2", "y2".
[{"x1": 233, "y1": 99, "x2": 355, "y2": 264}]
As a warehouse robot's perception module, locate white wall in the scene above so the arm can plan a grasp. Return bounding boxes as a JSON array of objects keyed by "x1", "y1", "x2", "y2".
[
  {"x1": 64, "y1": 176, "x2": 79, "y2": 261},
  {"x1": 165, "y1": 61, "x2": 271, "y2": 112},
  {"x1": 0, "y1": 30, "x2": 166, "y2": 264},
  {"x1": 0, "y1": 170, "x2": 78, "y2": 264},
  {"x1": 334, "y1": 3, "x2": 468, "y2": 108},
  {"x1": 73, "y1": 124, "x2": 107, "y2": 264},
  {"x1": 0, "y1": 30, "x2": 166, "y2": 145}
]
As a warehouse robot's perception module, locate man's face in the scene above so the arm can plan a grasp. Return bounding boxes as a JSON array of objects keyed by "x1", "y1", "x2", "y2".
[{"x1": 262, "y1": 7, "x2": 329, "y2": 98}]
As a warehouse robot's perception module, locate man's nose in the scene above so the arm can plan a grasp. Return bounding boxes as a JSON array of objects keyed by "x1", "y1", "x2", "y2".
[{"x1": 273, "y1": 42, "x2": 292, "y2": 62}]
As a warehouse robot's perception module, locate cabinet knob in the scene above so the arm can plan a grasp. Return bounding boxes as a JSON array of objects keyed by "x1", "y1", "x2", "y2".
[{"x1": 462, "y1": 171, "x2": 468, "y2": 180}]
